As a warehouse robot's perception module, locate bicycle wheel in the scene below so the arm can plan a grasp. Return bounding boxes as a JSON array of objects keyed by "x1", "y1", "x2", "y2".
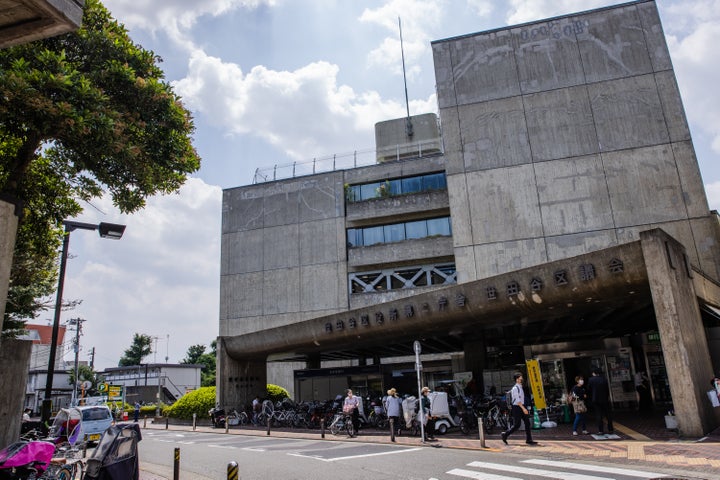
[
  {"x1": 345, "y1": 418, "x2": 355, "y2": 437},
  {"x1": 329, "y1": 416, "x2": 342, "y2": 436},
  {"x1": 56, "y1": 463, "x2": 78, "y2": 480}
]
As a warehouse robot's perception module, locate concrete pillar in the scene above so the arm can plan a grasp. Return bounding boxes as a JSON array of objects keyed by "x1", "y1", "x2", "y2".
[
  {"x1": 641, "y1": 229, "x2": 719, "y2": 436},
  {"x1": 217, "y1": 338, "x2": 267, "y2": 410},
  {"x1": 0, "y1": 339, "x2": 32, "y2": 447},
  {"x1": 463, "y1": 339, "x2": 487, "y2": 392},
  {"x1": 0, "y1": 197, "x2": 20, "y2": 336}
]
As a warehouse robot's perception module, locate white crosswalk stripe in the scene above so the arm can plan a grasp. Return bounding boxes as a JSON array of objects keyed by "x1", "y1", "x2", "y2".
[
  {"x1": 522, "y1": 459, "x2": 669, "y2": 478},
  {"x1": 445, "y1": 460, "x2": 670, "y2": 480},
  {"x1": 466, "y1": 461, "x2": 613, "y2": 480}
]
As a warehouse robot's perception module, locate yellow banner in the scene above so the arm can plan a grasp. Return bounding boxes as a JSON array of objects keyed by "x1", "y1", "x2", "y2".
[{"x1": 525, "y1": 359, "x2": 547, "y2": 410}]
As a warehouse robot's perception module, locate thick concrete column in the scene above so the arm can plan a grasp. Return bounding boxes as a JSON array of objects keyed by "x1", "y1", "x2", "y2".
[
  {"x1": 641, "y1": 229, "x2": 719, "y2": 436},
  {"x1": 463, "y1": 339, "x2": 487, "y2": 392},
  {"x1": 0, "y1": 339, "x2": 32, "y2": 446},
  {"x1": 0, "y1": 198, "x2": 20, "y2": 336},
  {"x1": 217, "y1": 337, "x2": 267, "y2": 410}
]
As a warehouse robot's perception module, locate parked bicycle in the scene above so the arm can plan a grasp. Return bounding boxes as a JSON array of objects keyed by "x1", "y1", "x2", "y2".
[{"x1": 328, "y1": 413, "x2": 356, "y2": 437}]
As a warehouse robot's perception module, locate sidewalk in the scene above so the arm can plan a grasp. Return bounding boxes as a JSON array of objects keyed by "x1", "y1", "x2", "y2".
[{"x1": 138, "y1": 410, "x2": 720, "y2": 479}]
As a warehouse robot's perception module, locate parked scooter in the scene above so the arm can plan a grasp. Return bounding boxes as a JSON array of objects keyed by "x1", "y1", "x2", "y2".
[{"x1": 209, "y1": 405, "x2": 226, "y2": 428}]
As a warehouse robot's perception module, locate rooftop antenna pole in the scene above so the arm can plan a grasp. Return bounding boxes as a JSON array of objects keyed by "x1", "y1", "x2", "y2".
[{"x1": 399, "y1": 17, "x2": 413, "y2": 138}]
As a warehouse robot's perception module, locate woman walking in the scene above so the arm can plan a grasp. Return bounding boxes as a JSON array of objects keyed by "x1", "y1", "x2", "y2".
[{"x1": 571, "y1": 375, "x2": 589, "y2": 436}]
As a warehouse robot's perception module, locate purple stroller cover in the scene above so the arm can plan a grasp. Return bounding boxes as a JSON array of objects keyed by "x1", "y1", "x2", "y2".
[{"x1": 0, "y1": 441, "x2": 55, "y2": 472}]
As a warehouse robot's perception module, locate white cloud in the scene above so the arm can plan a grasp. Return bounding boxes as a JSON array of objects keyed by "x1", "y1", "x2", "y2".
[
  {"x1": 706, "y1": 181, "x2": 720, "y2": 212},
  {"x1": 173, "y1": 50, "x2": 427, "y2": 161},
  {"x1": 505, "y1": 0, "x2": 612, "y2": 24},
  {"x1": 63, "y1": 178, "x2": 222, "y2": 369},
  {"x1": 104, "y1": 0, "x2": 276, "y2": 49}
]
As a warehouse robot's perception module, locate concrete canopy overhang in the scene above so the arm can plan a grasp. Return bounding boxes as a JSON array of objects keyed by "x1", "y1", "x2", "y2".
[
  {"x1": 222, "y1": 239, "x2": 672, "y2": 362},
  {"x1": 0, "y1": 0, "x2": 83, "y2": 49}
]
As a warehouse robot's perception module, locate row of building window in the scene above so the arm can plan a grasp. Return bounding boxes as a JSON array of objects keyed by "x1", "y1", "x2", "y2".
[
  {"x1": 347, "y1": 216, "x2": 452, "y2": 247},
  {"x1": 345, "y1": 172, "x2": 447, "y2": 202}
]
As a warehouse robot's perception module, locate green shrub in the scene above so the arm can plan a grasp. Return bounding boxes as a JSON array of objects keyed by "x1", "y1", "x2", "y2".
[
  {"x1": 164, "y1": 386, "x2": 216, "y2": 420},
  {"x1": 266, "y1": 384, "x2": 289, "y2": 403}
]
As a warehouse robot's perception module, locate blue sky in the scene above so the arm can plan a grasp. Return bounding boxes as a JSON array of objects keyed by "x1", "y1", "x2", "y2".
[{"x1": 51, "y1": 0, "x2": 720, "y2": 370}]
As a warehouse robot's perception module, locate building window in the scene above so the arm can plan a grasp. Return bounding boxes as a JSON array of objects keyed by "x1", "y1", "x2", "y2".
[
  {"x1": 347, "y1": 216, "x2": 451, "y2": 247},
  {"x1": 349, "y1": 263, "x2": 457, "y2": 294},
  {"x1": 346, "y1": 172, "x2": 447, "y2": 202}
]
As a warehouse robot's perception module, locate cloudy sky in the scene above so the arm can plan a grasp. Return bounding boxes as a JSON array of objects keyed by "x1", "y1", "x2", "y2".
[{"x1": 52, "y1": 0, "x2": 720, "y2": 371}]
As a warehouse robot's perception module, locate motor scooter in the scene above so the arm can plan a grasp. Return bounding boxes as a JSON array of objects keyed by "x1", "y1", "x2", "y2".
[{"x1": 209, "y1": 406, "x2": 226, "y2": 428}]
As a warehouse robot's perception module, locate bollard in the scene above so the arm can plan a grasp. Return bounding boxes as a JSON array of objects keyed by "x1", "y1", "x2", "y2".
[
  {"x1": 193, "y1": 413, "x2": 197, "y2": 431},
  {"x1": 143, "y1": 416, "x2": 147, "y2": 428},
  {"x1": 227, "y1": 461, "x2": 239, "y2": 480},
  {"x1": 266, "y1": 416, "x2": 271, "y2": 436},
  {"x1": 165, "y1": 417, "x2": 169, "y2": 430},
  {"x1": 320, "y1": 418, "x2": 325, "y2": 439},
  {"x1": 83, "y1": 442, "x2": 87, "y2": 458},
  {"x1": 225, "y1": 418, "x2": 229, "y2": 434},
  {"x1": 173, "y1": 447, "x2": 180, "y2": 480},
  {"x1": 478, "y1": 417, "x2": 486, "y2": 448},
  {"x1": 390, "y1": 418, "x2": 395, "y2": 442}
]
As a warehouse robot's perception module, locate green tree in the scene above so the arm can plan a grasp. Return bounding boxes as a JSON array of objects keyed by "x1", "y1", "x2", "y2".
[
  {"x1": 182, "y1": 341, "x2": 216, "y2": 387},
  {"x1": 118, "y1": 333, "x2": 152, "y2": 366},
  {"x1": 0, "y1": 0, "x2": 200, "y2": 334},
  {"x1": 68, "y1": 364, "x2": 105, "y2": 395}
]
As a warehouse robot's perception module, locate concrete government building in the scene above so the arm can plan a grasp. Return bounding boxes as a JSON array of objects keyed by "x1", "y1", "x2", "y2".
[{"x1": 218, "y1": 0, "x2": 720, "y2": 436}]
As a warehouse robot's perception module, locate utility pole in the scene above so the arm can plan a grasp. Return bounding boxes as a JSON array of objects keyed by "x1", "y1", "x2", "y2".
[
  {"x1": 68, "y1": 318, "x2": 85, "y2": 406},
  {"x1": 89, "y1": 347, "x2": 95, "y2": 369}
]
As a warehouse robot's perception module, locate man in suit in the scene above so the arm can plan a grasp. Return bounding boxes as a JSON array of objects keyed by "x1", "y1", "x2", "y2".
[{"x1": 588, "y1": 368, "x2": 614, "y2": 435}]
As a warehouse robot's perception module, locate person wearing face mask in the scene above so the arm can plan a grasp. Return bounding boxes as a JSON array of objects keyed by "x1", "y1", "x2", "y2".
[{"x1": 570, "y1": 376, "x2": 589, "y2": 436}]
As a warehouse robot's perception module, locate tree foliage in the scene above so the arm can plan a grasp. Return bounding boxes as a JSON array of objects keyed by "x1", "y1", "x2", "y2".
[
  {"x1": 0, "y1": 0, "x2": 200, "y2": 334},
  {"x1": 118, "y1": 333, "x2": 152, "y2": 366},
  {"x1": 68, "y1": 364, "x2": 105, "y2": 396},
  {"x1": 182, "y1": 340, "x2": 216, "y2": 387}
]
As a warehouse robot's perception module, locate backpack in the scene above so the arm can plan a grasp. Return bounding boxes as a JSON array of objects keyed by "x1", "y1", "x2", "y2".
[{"x1": 505, "y1": 386, "x2": 516, "y2": 409}]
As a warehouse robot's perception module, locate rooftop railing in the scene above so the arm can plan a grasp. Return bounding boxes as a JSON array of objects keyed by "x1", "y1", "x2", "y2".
[{"x1": 252, "y1": 139, "x2": 443, "y2": 184}]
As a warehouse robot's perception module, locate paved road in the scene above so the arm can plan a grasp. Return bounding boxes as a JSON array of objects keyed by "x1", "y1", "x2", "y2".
[{"x1": 138, "y1": 426, "x2": 717, "y2": 480}]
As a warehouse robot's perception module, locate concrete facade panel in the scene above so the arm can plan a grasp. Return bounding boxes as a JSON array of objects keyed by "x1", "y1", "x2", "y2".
[
  {"x1": 343, "y1": 156, "x2": 446, "y2": 185},
  {"x1": 603, "y1": 145, "x2": 686, "y2": 227},
  {"x1": 222, "y1": 188, "x2": 263, "y2": 234},
  {"x1": 263, "y1": 189, "x2": 300, "y2": 227},
  {"x1": 437, "y1": 107, "x2": 464, "y2": 176},
  {"x1": 220, "y1": 272, "x2": 264, "y2": 320},
  {"x1": 453, "y1": 246, "x2": 477, "y2": 284},
  {"x1": 449, "y1": 29, "x2": 520, "y2": 106},
  {"x1": 446, "y1": 173, "x2": 473, "y2": 247},
  {"x1": 457, "y1": 96, "x2": 532, "y2": 171},
  {"x1": 263, "y1": 224, "x2": 299, "y2": 270},
  {"x1": 524, "y1": 86, "x2": 599, "y2": 161},
  {"x1": 299, "y1": 219, "x2": 343, "y2": 266},
  {"x1": 637, "y1": 1, "x2": 673, "y2": 72},
  {"x1": 512, "y1": 20, "x2": 586, "y2": 94},
  {"x1": 466, "y1": 165, "x2": 543, "y2": 243},
  {"x1": 297, "y1": 175, "x2": 344, "y2": 223},
  {"x1": 221, "y1": 229, "x2": 264, "y2": 275},
  {"x1": 616, "y1": 220, "x2": 697, "y2": 266},
  {"x1": 473, "y1": 238, "x2": 548, "y2": 279},
  {"x1": 672, "y1": 141, "x2": 710, "y2": 218},
  {"x1": 545, "y1": 230, "x2": 618, "y2": 262},
  {"x1": 301, "y1": 264, "x2": 343, "y2": 311},
  {"x1": 589, "y1": 74, "x2": 669, "y2": 151},
  {"x1": 576, "y1": 5, "x2": 653, "y2": 84},
  {"x1": 690, "y1": 216, "x2": 720, "y2": 281},
  {"x1": 432, "y1": 41, "x2": 456, "y2": 109},
  {"x1": 263, "y1": 267, "x2": 300, "y2": 315},
  {"x1": 656, "y1": 71, "x2": 691, "y2": 143},
  {"x1": 347, "y1": 236, "x2": 454, "y2": 268},
  {"x1": 535, "y1": 155, "x2": 614, "y2": 235}
]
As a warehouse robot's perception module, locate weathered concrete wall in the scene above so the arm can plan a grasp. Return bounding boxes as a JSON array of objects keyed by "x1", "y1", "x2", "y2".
[
  {"x1": 0, "y1": 198, "x2": 19, "y2": 333},
  {"x1": 0, "y1": 339, "x2": 32, "y2": 447},
  {"x1": 640, "y1": 229, "x2": 719, "y2": 436},
  {"x1": 348, "y1": 236, "x2": 454, "y2": 268},
  {"x1": 432, "y1": 0, "x2": 720, "y2": 284},
  {"x1": 216, "y1": 338, "x2": 266, "y2": 410},
  {"x1": 220, "y1": 172, "x2": 348, "y2": 336}
]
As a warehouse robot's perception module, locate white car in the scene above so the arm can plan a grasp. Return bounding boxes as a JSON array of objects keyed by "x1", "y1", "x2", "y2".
[{"x1": 50, "y1": 405, "x2": 113, "y2": 445}]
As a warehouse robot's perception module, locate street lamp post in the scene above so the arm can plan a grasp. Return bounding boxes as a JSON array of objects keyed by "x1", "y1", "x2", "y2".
[{"x1": 41, "y1": 220, "x2": 126, "y2": 423}]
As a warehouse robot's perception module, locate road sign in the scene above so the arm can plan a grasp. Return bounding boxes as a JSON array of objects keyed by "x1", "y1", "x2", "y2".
[
  {"x1": 108, "y1": 385, "x2": 123, "y2": 400},
  {"x1": 98, "y1": 383, "x2": 108, "y2": 393}
]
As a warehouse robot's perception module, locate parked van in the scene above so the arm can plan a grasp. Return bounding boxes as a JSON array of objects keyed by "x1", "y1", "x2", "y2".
[{"x1": 50, "y1": 405, "x2": 113, "y2": 445}]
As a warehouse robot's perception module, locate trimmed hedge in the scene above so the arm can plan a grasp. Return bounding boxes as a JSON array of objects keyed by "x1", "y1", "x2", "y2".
[{"x1": 163, "y1": 384, "x2": 290, "y2": 419}]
